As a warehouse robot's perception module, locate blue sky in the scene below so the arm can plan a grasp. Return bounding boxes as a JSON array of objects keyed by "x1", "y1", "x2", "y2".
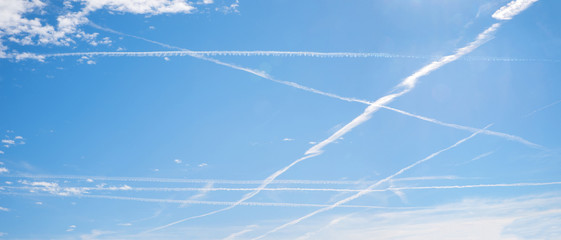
[{"x1": 1, "y1": 0, "x2": 560, "y2": 239}]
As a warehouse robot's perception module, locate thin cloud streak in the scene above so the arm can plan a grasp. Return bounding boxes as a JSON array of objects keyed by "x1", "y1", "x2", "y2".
[
  {"x1": 6, "y1": 181, "x2": 560, "y2": 193},
  {"x1": 143, "y1": 153, "x2": 321, "y2": 233},
  {"x1": 1, "y1": 174, "x2": 460, "y2": 185},
  {"x1": 40, "y1": 50, "x2": 557, "y2": 62},
  {"x1": 524, "y1": 99, "x2": 561, "y2": 117},
  {"x1": 252, "y1": 126, "x2": 489, "y2": 240}
]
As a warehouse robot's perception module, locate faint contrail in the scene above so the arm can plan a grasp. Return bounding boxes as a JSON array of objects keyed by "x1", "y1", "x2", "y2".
[
  {"x1": 377, "y1": 104, "x2": 542, "y2": 149},
  {"x1": 223, "y1": 225, "x2": 258, "y2": 240},
  {"x1": 143, "y1": 153, "x2": 320, "y2": 234},
  {"x1": 0, "y1": 192, "x2": 417, "y2": 209},
  {"x1": 6, "y1": 180, "x2": 559, "y2": 193},
  {"x1": 524, "y1": 99, "x2": 561, "y2": 117},
  {"x1": 0, "y1": 174, "x2": 459, "y2": 185},
  {"x1": 42, "y1": 50, "x2": 556, "y2": 62},
  {"x1": 252, "y1": 126, "x2": 489, "y2": 240}
]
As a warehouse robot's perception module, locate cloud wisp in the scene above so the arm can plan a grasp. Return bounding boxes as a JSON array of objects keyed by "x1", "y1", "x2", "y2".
[{"x1": 252, "y1": 126, "x2": 489, "y2": 239}]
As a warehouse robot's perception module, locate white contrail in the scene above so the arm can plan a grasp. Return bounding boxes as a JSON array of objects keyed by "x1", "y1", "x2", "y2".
[
  {"x1": 492, "y1": 0, "x2": 539, "y2": 20},
  {"x1": 143, "y1": 153, "x2": 320, "y2": 233},
  {"x1": 223, "y1": 225, "x2": 258, "y2": 240},
  {"x1": 0, "y1": 192, "x2": 416, "y2": 209},
  {"x1": 0, "y1": 174, "x2": 459, "y2": 185},
  {"x1": 41, "y1": 50, "x2": 556, "y2": 62},
  {"x1": 5, "y1": 181, "x2": 560, "y2": 193},
  {"x1": 146, "y1": 22, "x2": 503, "y2": 233},
  {"x1": 377, "y1": 104, "x2": 542, "y2": 149},
  {"x1": 252, "y1": 126, "x2": 489, "y2": 240},
  {"x1": 295, "y1": 214, "x2": 354, "y2": 240},
  {"x1": 306, "y1": 23, "x2": 501, "y2": 156},
  {"x1": 53, "y1": 25, "x2": 543, "y2": 149},
  {"x1": 524, "y1": 99, "x2": 561, "y2": 117}
]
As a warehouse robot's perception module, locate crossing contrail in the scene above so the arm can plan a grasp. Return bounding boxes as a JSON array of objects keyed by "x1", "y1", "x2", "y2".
[
  {"x1": 252, "y1": 126, "x2": 489, "y2": 239},
  {"x1": 4, "y1": 181, "x2": 559, "y2": 193}
]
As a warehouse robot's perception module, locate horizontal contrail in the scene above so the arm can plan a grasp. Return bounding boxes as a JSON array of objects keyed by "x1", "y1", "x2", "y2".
[
  {"x1": 36, "y1": 27, "x2": 544, "y2": 150},
  {"x1": 0, "y1": 191, "x2": 417, "y2": 210},
  {"x1": 252, "y1": 126, "x2": 489, "y2": 240},
  {"x1": 1, "y1": 174, "x2": 458, "y2": 185},
  {"x1": 4, "y1": 181, "x2": 560, "y2": 193},
  {"x1": 40, "y1": 50, "x2": 557, "y2": 62}
]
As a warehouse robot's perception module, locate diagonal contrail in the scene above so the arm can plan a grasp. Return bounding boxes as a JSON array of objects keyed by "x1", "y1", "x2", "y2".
[
  {"x1": 56, "y1": 24, "x2": 544, "y2": 149},
  {"x1": 252, "y1": 126, "x2": 490, "y2": 239},
  {"x1": 148, "y1": 21, "x2": 503, "y2": 233},
  {"x1": 252, "y1": 1, "x2": 541, "y2": 238}
]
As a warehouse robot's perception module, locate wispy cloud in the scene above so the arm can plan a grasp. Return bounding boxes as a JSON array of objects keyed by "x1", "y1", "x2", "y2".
[
  {"x1": 492, "y1": 0, "x2": 539, "y2": 20},
  {"x1": 0, "y1": 206, "x2": 9, "y2": 212},
  {"x1": 252, "y1": 127, "x2": 489, "y2": 239},
  {"x1": 19, "y1": 180, "x2": 87, "y2": 196},
  {"x1": 223, "y1": 225, "x2": 258, "y2": 240},
  {"x1": 284, "y1": 193, "x2": 561, "y2": 240},
  {"x1": 295, "y1": 214, "x2": 354, "y2": 240}
]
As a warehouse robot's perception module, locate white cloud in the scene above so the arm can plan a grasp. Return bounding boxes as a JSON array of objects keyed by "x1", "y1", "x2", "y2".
[
  {"x1": 86, "y1": 178, "x2": 94, "y2": 182},
  {"x1": 14, "y1": 136, "x2": 23, "y2": 140},
  {"x1": 0, "y1": 167, "x2": 8, "y2": 174},
  {"x1": 282, "y1": 138, "x2": 295, "y2": 141},
  {"x1": 21, "y1": 180, "x2": 87, "y2": 196},
  {"x1": 80, "y1": 229, "x2": 113, "y2": 240},
  {"x1": 0, "y1": 150, "x2": 3, "y2": 154},
  {"x1": 66, "y1": 225, "x2": 77, "y2": 232},
  {"x1": 291, "y1": 194, "x2": 561, "y2": 240},
  {"x1": 118, "y1": 223, "x2": 132, "y2": 226},
  {"x1": 1, "y1": 140, "x2": 15, "y2": 145},
  {"x1": 198, "y1": 163, "x2": 208, "y2": 167},
  {"x1": 5, "y1": 181, "x2": 13, "y2": 185},
  {"x1": 0, "y1": 206, "x2": 9, "y2": 212},
  {"x1": 492, "y1": 0, "x2": 539, "y2": 20},
  {"x1": 174, "y1": 159, "x2": 182, "y2": 164},
  {"x1": 35, "y1": 201, "x2": 43, "y2": 205},
  {"x1": 0, "y1": 0, "x2": 199, "y2": 59},
  {"x1": 0, "y1": 232, "x2": 5, "y2": 237},
  {"x1": 203, "y1": 0, "x2": 214, "y2": 4}
]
